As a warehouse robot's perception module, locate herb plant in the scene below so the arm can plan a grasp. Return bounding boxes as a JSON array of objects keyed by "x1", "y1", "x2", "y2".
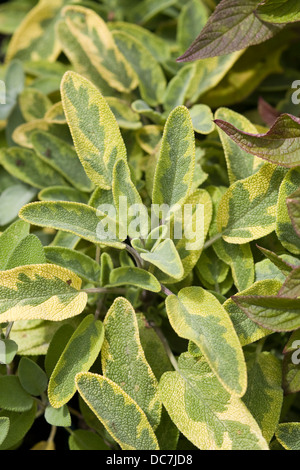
[{"x1": 0, "y1": 0, "x2": 299, "y2": 451}]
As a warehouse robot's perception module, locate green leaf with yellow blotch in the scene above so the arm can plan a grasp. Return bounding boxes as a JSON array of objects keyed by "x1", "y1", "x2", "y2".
[
  {"x1": 0, "y1": 263, "x2": 87, "y2": 322},
  {"x1": 108, "y1": 21, "x2": 170, "y2": 64},
  {"x1": 38, "y1": 186, "x2": 89, "y2": 204},
  {"x1": 152, "y1": 106, "x2": 195, "y2": 212},
  {"x1": 165, "y1": 287, "x2": 247, "y2": 397},
  {"x1": 61, "y1": 71, "x2": 127, "y2": 189},
  {"x1": 108, "y1": 267, "x2": 161, "y2": 293},
  {"x1": 5, "y1": 0, "x2": 77, "y2": 63},
  {"x1": 185, "y1": 52, "x2": 243, "y2": 105},
  {"x1": 101, "y1": 297, "x2": 161, "y2": 429},
  {"x1": 0, "y1": 147, "x2": 68, "y2": 189},
  {"x1": 19, "y1": 201, "x2": 125, "y2": 249},
  {"x1": 0, "y1": 219, "x2": 30, "y2": 270},
  {"x1": 217, "y1": 163, "x2": 287, "y2": 244},
  {"x1": 12, "y1": 119, "x2": 71, "y2": 149},
  {"x1": 44, "y1": 247, "x2": 100, "y2": 284},
  {"x1": 276, "y1": 423, "x2": 300, "y2": 450},
  {"x1": 177, "y1": 0, "x2": 282, "y2": 62},
  {"x1": 277, "y1": 168, "x2": 300, "y2": 254},
  {"x1": 163, "y1": 64, "x2": 195, "y2": 114},
  {"x1": 48, "y1": 314, "x2": 104, "y2": 408},
  {"x1": 31, "y1": 131, "x2": 94, "y2": 193},
  {"x1": 19, "y1": 88, "x2": 52, "y2": 122},
  {"x1": 215, "y1": 108, "x2": 264, "y2": 185},
  {"x1": 256, "y1": 0, "x2": 300, "y2": 24},
  {"x1": 223, "y1": 280, "x2": 280, "y2": 346},
  {"x1": 243, "y1": 352, "x2": 283, "y2": 443},
  {"x1": 159, "y1": 353, "x2": 268, "y2": 450},
  {"x1": 58, "y1": 6, "x2": 138, "y2": 94},
  {"x1": 112, "y1": 30, "x2": 167, "y2": 107},
  {"x1": 75, "y1": 372, "x2": 159, "y2": 450}
]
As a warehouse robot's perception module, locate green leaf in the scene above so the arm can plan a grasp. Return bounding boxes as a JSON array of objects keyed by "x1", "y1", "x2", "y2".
[
  {"x1": 19, "y1": 201, "x2": 125, "y2": 249},
  {"x1": 0, "y1": 263, "x2": 87, "y2": 322},
  {"x1": 106, "y1": 97, "x2": 141, "y2": 130},
  {"x1": 217, "y1": 163, "x2": 287, "y2": 244},
  {"x1": 44, "y1": 323, "x2": 75, "y2": 377},
  {"x1": 0, "y1": 338, "x2": 18, "y2": 365},
  {"x1": 45, "y1": 246, "x2": 100, "y2": 284},
  {"x1": 0, "y1": 219, "x2": 30, "y2": 270},
  {"x1": 189, "y1": 104, "x2": 215, "y2": 135},
  {"x1": 102, "y1": 297, "x2": 161, "y2": 429},
  {"x1": 0, "y1": 417, "x2": 10, "y2": 447},
  {"x1": 276, "y1": 423, "x2": 300, "y2": 450},
  {"x1": 163, "y1": 64, "x2": 195, "y2": 113},
  {"x1": 5, "y1": 234, "x2": 46, "y2": 270},
  {"x1": 159, "y1": 353, "x2": 268, "y2": 450},
  {"x1": 48, "y1": 314, "x2": 104, "y2": 408},
  {"x1": 18, "y1": 357, "x2": 48, "y2": 396},
  {"x1": 0, "y1": 403, "x2": 37, "y2": 450},
  {"x1": 282, "y1": 330, "x2": 300, "y2": 394},
  {"x1": 58, "y1": 6, "x2": 137, "y2": 94},
  {"x1": 0, "y1": 147, "x2": 68, "y2": 189},
  {"x1": 152, "y1": 106, "x2": 195, "y2": 212},
  {"x1": 61, "y1": 71, "x2": 127, "y2": 189},
  {"x1": 75, "y1": 372, "x2": 159, "y2": 450},
  {"x1": 45, "y1": 404, "x2": 71, "y2": 427},
  {"x1": 177, "y1": 0, "x2": 209, "y2": 55},
  {"x1": 38, "y1": 186, "x2": 89, "y2": 204},
  {"x1": 112, "y1": 30, "x2": 167, "y2": 107},
  {"x1": 19, "y1": 88, "x2": 52, "y2": 121},
  {"x1": 243, "y1": 352, "x2": 283, "y2": 443},
  {"x1": 257, "y1": 246, "x2": 296, "y2": 277},
  {"x1": 141, "y1": 239, "x2": 184, "y2": 280},
  {"x1": 177, "y1": 0, "x2": 283, "y2": 61},
  {"x1": 224, "y1": 279, "x2": 280, "y2": 346},
  {"x1": 165, "y1": 286, "x2": 247, "y2": 396},
  {"x1": 69, "y1": 429, "x2": 110, "y2": 450},
  {"x1": 215, "y1": 108, "x2": 264, "y2": 185},
  {"x1": 256, "y1": 0, "x2": 300, "y2": 24},
  {"x1": 0, "y1": 184, "x2": 37, "y2": 227},
  {"x1": 277, "y1": 168, "x2": 300, "y2": 254},
  {"x1": 0, "y1": 376, "x2": 34, "y2": 412},
  {"x1": 215, "y1": 113, "x2": 300, "y2": 167},
  {"x1": 31, "y1": 130, "x2": 94, "y2": 192},
  {"x1": 128, "y1": 0, "x2": 176, "y2": 24},
  {"x1": 109, "y1": 267, "x2": 161, "y2": 293}
]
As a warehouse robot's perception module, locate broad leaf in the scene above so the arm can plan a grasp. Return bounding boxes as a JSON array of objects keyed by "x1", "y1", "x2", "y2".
[
  {"x1": 277, "y1": 168, "x2": 300, "y2": 254},
  {"x1": 48, "y1": 314, "x2": 104, "y2": 408},
  {"x1": 152, "y1": 105, "x2": 195, "y2": 212},
  {"x1": 19, "y1": 201, "x2": 125, "y2": 249},
  {"x1": 61, "y1": 71, "x2": 127, "y2": 189},
  {"x1": 177, "y1": 0, "x2": 283, "y2": 61},
  {"x1": 141, "y1": 239, "x2": 184, "y2": 280},
  {"x1": 0, "y1": 264, "x2": 87, "y2": 322},
  {"x1": 276, "y1": 423, "x2": 300, "y2": 450},
  {"x1": 109, "y1": 267, "x2": 161, "y2": 293},
  {"x1": 287, "y1": 188, "x2": 300, "y2": 237},
  {"x1": 101, "y1": 297, "x2": 161, "y2": 429},
  {"x1": 256, "y1": 0, "x2": 300, "y2": 24},
  {"x1": 165, "y1": 287, "x2": 247, "y2": 396},
  {"x1": 75, "y1": 372, "x2": 159, "y2": 450},
  {"x1": 159, "y1": 353, "x2": 268, "y2": 450}
]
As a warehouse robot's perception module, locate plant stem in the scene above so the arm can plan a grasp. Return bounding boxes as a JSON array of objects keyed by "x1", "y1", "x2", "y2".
[
  {"x1": 5, "y1": 322, "x2": 13, "y2": 339},
  {"x1": 82, "y1": 287, "x2": 126, "y2": 294},
  {"x1": 125, "y1": 244, "x2": 143, "y2": 268},
  {"x1": 203, "y1": 233, "x2": 223, "y2": 249},
  {"x1": 160, "y1": 284, "x2": 174, "y2": 296},
  {"x1": 153, "y1": 324, "x2": 180, "y2": 373}
]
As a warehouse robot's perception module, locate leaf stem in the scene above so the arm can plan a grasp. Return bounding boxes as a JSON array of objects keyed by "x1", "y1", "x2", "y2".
[
  {"x1": 152, "y1": 324, "x2": 180, "y2": 373},
  {"x1": 125, "y1": 244, "x2": 144, "y2": 268},
  {"x1": 160, "y1": 284, "x2": 174, "y2": 296},
  {"x1": 82, "y1": 287, "x2": 126, "y2": 294},
  {"x1": 203, "y1": 232, "x2": 223, "y2": 249}
]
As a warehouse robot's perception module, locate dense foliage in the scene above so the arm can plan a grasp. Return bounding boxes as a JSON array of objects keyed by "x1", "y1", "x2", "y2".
[{"x1": 0, "y1": 0, "x2": 300, "y2": 451}]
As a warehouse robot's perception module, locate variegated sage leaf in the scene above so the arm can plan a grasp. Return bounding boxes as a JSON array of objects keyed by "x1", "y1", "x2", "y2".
[
  {"x1": 165, "y1": 287, "x2": 247, "y2": 397},
  {"x1": 48, "y1": 314, "x2": 104, "y2": 408},
  {"x1": 0, "y1": 264, "x2": 87, "y2": 322},
  {"x1": 159, "y1": 353, "x2": 268, "y2": 450},
  {"x1": 152, "y1": 106, "x2": 195, "y2": 213},
  {"x1": 276, "y1": 423, "x2": 300, "y2": 450},
  {"x1": 61, "y1": 71, "x2": 127, "y2": 189},
  {"x1": 76, "y1": 372, "x2": 159, "y2": 450},
  {"x1": 217, "y1": 163, "x2": 287, "y2": 244},
  {"x1": 277, "y1": 168, "x2": 300, "y2": 254},
  {"x1": 101, "y1": 297, "x2": 161, "y2": 429},
  {"x1": 108, "y1": 267, "x2": 161, "y2": 293}
]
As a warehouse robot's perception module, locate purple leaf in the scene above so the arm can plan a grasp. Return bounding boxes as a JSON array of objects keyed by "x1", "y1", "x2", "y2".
[
  {"x1": 258, "y1": 97, "x2": 281, "y2": 127},
  {"x1": 177, "y1": 0, "x2": 283, "y2": 62},
  {"x1": 215, "y1": 113, "x2": 300, "y2": 167}
]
